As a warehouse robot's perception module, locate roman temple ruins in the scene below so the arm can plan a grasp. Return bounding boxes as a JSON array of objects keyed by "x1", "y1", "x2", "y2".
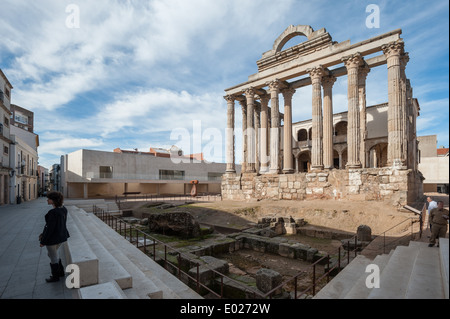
[{"x1": 222, "y1": 25, "x2": 423, "y2": 206}]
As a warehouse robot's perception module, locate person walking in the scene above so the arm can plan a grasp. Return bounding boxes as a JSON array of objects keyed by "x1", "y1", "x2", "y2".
[
  {"x1": 39, "y1": 191, "x2": 70, "y2": 282},
  {"x1": 428, "y1": 201, "x2": 449, "y2": 247}
]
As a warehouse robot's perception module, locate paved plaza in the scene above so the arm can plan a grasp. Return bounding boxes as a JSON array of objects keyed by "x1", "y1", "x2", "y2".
[{"x1": 0, "y1": 198, "x2": 76, "y2": 299}]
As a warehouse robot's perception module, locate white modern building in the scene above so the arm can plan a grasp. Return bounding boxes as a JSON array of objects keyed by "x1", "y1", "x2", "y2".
[
  {"x1": 61, "y1": 148, "x2": 240, "y2": 199},
  {"x1": 418, "y1": 135, "x2": 449, "y2": 194}
]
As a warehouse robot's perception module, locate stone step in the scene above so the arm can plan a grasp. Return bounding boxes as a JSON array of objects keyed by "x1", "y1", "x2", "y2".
[
  {"x1": 88, "y1": 212, "x2": 202, "y2": 299},
  {"x1": 69, "y1": 207, "x2": 133, "y2": 290},
  {"x1": 64, "y1": 212, "x2": 99, "y2": 288},
  {"x1": 78, "y1": 211, "x2": 163, "y2": 299},
  {"x1": 79, "y1": 281, "x2": 128, "y2": 299},
  {"x1": 344, "y1": 252, "x2": 392, "y2": 299},
  {"x1": 367, "y1": 245, "x2": 420, "y2": 299},
  {"x1": 313, "y1": 255, "x2": 373, "y2": 299},
  {"x1": 439, "y1": 238, "x2": 449, "y2": 299},
  {"x1": 405, "y1": 242, "x2": 445, "y2": 299}
]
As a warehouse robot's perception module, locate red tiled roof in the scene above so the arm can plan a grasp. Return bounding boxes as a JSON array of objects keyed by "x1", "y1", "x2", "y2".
[{"x1": 437, "y1": 148, "x2": 449, "y2": 156}]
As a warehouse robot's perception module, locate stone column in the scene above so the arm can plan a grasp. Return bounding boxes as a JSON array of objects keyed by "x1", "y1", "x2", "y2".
[
  {"x1": 308, "y1": 66, "x2": 324, "y2": 171},
  {"x1": 342, "y1": 53, "x2": 363, "y2": 169},
  {"x1": 239, "y1": 99, "x2": 247, "y2": 173},
  {"x1": 281, "y1": 87, "x2": 296, "y2": 174},
  {"x1": 400, "y1": 53, "x2": 409, "y2": 166},
  {"x1": 259, "y1": 95, "x2": 270, "y2": 173},
  {"x1": 383, "y1": 40, "x2": 405, "y2": 167},
  {"x1": 322, "y1": 75, "x2": 336, "y2": 170},
  {"x1": 225, "y1": 95, "x2": 236, "y2": 173},
  {"x1": 245, "y1": 88, "x2": 256, "y2": 172},
  {"x1": 268, "y1": 79, "x2": 281, "y2": 174},
  {"x1": 358, "y1": 65, "x2": 370, "y2": 168},
  {"x1": 254, "y1": 103, "x2": 261, "y2": 173}
]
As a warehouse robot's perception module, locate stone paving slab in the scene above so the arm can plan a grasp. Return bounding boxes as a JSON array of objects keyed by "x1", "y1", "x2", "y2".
[{"x1": 0, "y1": 198, "x2": 77, "y2": 299}]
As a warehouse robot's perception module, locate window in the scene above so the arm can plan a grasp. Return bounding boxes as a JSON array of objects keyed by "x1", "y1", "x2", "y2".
[
  {"x1": 208, "y1": 172, "x2": 223, "y2": 181},
  {"x1": 3, "y1": 145, "x2": 7, "y2": 155},
  {"x1": 99, "y1": 166, "x2": 113, "y2": 178},
  {"x1": 159, "y1": 169, "x2": 185, "y2": 180},
  {"x1": 4, "y1": 117, "x2": 9, "y2": 127},
  {"x1": 14, "y1": 113, "x2": 28, "y2": 125}
]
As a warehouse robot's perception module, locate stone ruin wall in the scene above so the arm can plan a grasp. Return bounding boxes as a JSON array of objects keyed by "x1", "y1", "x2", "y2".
[{"x1": 222, "y1": 167, "x2": 423, "y2": 207}]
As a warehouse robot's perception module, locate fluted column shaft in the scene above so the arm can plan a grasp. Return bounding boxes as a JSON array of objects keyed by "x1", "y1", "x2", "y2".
[
  {"x1": 308, "y1": 67, "x2": 324, "y2": 170},
  {"x1": 383, "y1": 41, "x2": 405, "y2": 167},
  {"x1": 358, "y1": 65, "x2": 370, "y2": 168},
  {"x1": 282, "y1": 88, "x2": 296, "y2": 174},
  {"x1": 259, "y1": 95, "x2": 270, "y2": 173},
  {"x1": 225, "y1": 95, "x2": 236, "y2": 173},
  {"x1": 343, "y1": 54, "x2": 362, "y2": 169},
  {"x1": 245, "y1": 88, "x2": 256, "y2": 172},
  {"x1": 322, "y1": 75, "x2": 336, "y2": 170},
  {"x1": 269, "y1": 80, "x2": 280, "y2": 174},
  {"x1": 239, "y1": 100, "x2": 247, "y2": 173}
]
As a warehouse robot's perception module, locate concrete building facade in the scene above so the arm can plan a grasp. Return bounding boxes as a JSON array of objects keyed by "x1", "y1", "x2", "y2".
[
  {"x1": 61, "y1": 149, "x2": 240, "y2": 199},
  {"x1": 418, "y1": 135, "x2": 449, "y2": 194}
]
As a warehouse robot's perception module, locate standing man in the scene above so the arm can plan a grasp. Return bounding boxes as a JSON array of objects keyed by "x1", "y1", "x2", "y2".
[
  {"x1": 428, "y1": 201, "x2": 449, "y2": 247},
  {"x1": 427, "y1": 197, "x2": 438, "y2": 229}
]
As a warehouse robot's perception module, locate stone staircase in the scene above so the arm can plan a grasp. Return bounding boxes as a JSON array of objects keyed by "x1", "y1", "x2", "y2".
[
  {"x1": 314, "y1": 238, "x2": 449, "y2": 299},
  {"x1": 65, "y1": 199, "x2": 120, "y2": 215},
  {"x1": 64, "y1": 205, "x2": 203, "y2": 299}
]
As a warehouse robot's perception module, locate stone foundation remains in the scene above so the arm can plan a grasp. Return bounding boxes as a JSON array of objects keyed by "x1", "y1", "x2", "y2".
[{"x1": 222, "y1": 167, "x2": 423, "y2": 206}]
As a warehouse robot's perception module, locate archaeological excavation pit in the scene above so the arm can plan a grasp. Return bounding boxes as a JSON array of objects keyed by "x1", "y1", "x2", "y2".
[{"x1": 106, "y1": 198, "x2": 419, "y2": 298}]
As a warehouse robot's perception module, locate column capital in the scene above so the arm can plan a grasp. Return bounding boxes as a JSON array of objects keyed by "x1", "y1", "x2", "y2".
[
  {"x1": 382, "y1": 40, "x2": 405, "y2": 58},
  {"x1": 244, "y1": 87, "x2": 256, "y2": 97},
  {"x1": 342, "y1": 53, "x2": 363, "y2": 70},
  {"x1": 307, "y1": 66, "x2": 324, "y2": 82},
  {"x1": 358, "y1": 64, "x2": 371, "y2": 83},
  {"x1": 400, "y1": 52, "x2": 409, "y2": 69},
  {"x1": 281, "y1": 87, "x2": 296, "y2": 100},
  {"x1": 322, "y1": 75, "x2": 337, "y2": 89},
  {"x1": 268, "y1": 79, "x2": 281, "y2": 91},
  {"x1": 258, "y1": 94, "x2": 270, "y2": 105},
  {"x1": 224, "y1": 95, "x2": 235, "y2": 103}
]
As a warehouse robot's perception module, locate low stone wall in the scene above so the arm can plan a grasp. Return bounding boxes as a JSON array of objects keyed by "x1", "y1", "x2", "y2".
[{"x1": 221, "y1": 167, "x2": 424, "y2": 206}]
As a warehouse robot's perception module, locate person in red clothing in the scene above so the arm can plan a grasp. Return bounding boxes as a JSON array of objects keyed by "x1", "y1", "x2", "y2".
[{"x1": 39, "y1": 191, "x2": 70, "y2": 282}]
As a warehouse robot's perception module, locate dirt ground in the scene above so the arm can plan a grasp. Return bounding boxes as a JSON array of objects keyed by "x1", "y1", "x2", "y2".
[{"x1": 115, "y1": 193, "x2": 448, "y2": 297}]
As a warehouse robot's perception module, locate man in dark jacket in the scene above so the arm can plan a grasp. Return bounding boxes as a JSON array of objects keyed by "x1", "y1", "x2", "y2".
[{"x1": 39, "y1": 191, "x2": 70, "y2": 282}]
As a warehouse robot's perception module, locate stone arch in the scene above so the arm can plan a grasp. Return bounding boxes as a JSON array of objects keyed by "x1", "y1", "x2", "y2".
[
  {"x1": 369, "y1": 143, "x2": 388, "y2": 168},
  {"x1": 273, "y1": 25, "x2": 314, "y2": 53}
]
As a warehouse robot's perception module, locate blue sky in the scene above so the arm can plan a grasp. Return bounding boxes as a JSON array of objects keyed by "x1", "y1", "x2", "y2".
[{"x1": 0, "y1": 0, "x2": 448, "y2": 169}]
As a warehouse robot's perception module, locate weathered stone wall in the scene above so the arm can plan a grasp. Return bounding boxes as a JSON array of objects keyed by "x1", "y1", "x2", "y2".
[{"x1": 222, "y1": 168, "x2": 424, "y2": 206}]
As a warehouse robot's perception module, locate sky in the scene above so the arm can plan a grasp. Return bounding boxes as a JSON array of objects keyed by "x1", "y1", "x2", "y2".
[{"x1": 0, "y1": 0, "x2": 448, "y2": 169}]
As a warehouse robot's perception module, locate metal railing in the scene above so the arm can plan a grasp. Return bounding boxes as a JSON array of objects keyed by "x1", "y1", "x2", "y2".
[
  {"x1": 369, "y1": 216, "x2": 421, "y2": 254},
  {"x1": 92, "y1": 205, "x2": 265, "y2": 299},
  {"x1": 92, "y1": 205, "x2": 422, "y2": 299},
  {"x1": 262, "y1": 236, "x2": 360, "y2": 299}
]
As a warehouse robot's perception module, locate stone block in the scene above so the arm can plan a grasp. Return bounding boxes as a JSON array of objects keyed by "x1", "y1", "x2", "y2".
[
  {"x1": 256, "y1": 268, "x2": 283, "y2": 294},
  {"x1": 357, "y1": 225, "x2": 372, "y2": 242},
  {"x1": 306, "y1": 248, "x2": 318, "y2": 262}
]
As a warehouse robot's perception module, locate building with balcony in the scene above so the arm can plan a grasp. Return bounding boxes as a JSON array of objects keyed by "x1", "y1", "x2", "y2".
[
  {"x1": 0, "y1": 69, "x2": 13, "y2": 205},
  {"x1": 60, "y1": 148, "x2": 240, "y2": 199},
  {"x1": 9, "y1": 124, "x2": 39, "y2": 203}
]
